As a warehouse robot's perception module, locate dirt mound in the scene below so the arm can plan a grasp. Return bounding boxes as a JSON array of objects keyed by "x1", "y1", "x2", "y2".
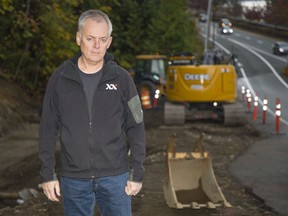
[
  {"x1": 0, "y1": 80, "x2": 280, "y2": 216},
  {"x1": 0, "y1": 78, "x2": 40, "y2": 136}
]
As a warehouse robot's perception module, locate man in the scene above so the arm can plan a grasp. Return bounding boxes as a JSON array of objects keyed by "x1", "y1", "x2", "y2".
[{"x1": 39, "y1": 9, "x2": 146, "y2": 216}]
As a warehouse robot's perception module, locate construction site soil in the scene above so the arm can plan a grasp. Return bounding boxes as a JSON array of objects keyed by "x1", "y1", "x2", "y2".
[{"x1": 0, "y1": 80, "x2": 281, "y2": 216}]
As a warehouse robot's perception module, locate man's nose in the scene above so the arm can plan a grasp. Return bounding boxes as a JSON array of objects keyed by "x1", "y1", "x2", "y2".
[{"x1": 93, "y1": 39, "x2": 100, "y2": 48}]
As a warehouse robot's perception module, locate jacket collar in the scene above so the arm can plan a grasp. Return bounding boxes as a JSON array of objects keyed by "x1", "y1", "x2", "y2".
[{"x1": 61, "y1": 52, "x2": 119, "y2": 85}]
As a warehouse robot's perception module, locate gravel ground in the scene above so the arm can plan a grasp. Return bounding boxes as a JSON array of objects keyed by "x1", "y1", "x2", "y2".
[{"x1": 0, "y1": 108, "x2": 282, "y2": 216}]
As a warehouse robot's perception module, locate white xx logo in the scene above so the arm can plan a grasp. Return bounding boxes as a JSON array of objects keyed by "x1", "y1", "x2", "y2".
[{"x1": 106, "y1": 84, "x2": 118, "y2": 90}]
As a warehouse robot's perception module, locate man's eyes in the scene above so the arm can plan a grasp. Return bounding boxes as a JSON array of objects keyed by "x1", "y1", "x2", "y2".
[
  {"x1": 100, "y1": 38, "x2": 107, "y2": 43},
  {"x1": 86, "y1": 37, "x2": 108, "y2": 43}
]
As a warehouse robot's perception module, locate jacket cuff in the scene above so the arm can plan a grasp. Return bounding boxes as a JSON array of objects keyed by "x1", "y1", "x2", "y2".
[
  {"x1": 42, "y1": 171, "x2": 58, "y2": 183},
  {"x1": 128, "y1": 169, "x2": 143, "y2": 182}
]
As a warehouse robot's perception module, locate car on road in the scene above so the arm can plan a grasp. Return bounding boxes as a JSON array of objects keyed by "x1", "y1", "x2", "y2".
[
  {"x1": 199, "y1": 13, "x2": 207, "y2": 22},
  {"x1": 219, "y1": 18, "x2": 232, "y2": 28},
  {"x1": 220, "y1": 26, "x2": 233, "y2": 34},
  {"x1": 272, "y1": 42, "x2": 288, "y2": 55}
]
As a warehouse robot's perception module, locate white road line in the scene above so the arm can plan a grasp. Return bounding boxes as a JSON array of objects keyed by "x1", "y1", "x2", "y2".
[
  {"x1": 257, "y1": 40, "x2": 263, "y2": 44},
  {"x1": 200, "y1": 32, "x2": 288, "y2": 124},
  {"x1": 214, "y1": 40, "x2": 231, "y2": 54},
  {"x1": 228, "y1": 38, "x2": 288, "y2": 89},
  {"x1": 249, "y1": 45, "x2": 287, "y2": 63},
  {"x1": 238, "y1": 67, "x2": 288, "y2": 125},
  {"x1": 226, "y1": 38, "x2": 288, "y2": 125}
]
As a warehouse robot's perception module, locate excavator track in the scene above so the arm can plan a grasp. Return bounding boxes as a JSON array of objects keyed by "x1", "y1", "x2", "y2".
[
  {"x1": 164, "y1": 102, "x2": 185, "y2": 125},
  {"x1": 223, "y1": 102, "x2": 246, "y2": 126}
]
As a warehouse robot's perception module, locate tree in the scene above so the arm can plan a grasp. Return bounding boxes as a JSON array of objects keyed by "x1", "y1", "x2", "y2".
[
  {"x1": 264, "y1": 0, "x2": 288, "y2": 26},
  {"x1": 0, "y1": 0, "x2": 202, "y2": 93},
  {"x1": 0, "y1": 0, "x2": 83, "y2": 91},
  {"x1": 146, "y1": 0, "x2": 199, "y2": 55},
  {"x1": 244, "y1": 7, "x2": 264, "y2": 21},
  {"x1": 230, "y1": 0, "x2": 242, "y2": 17}
]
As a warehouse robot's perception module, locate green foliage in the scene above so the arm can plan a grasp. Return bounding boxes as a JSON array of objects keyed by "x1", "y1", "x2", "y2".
[
  {"x1": 0, "y1": 0, "x2": 202, "y2": 93},
  {"x1": 105, "y1": 0, "x2": 202, "y2": 67},
  {"x1": 0, "y1": 0, "x2": 14, "y2": 14},
  {"x1": 147, "y1": 0, "x2": 196, "y2": 54},
  {"x1": 0, "y1": 0, "x2": 82, "y2": 92}
]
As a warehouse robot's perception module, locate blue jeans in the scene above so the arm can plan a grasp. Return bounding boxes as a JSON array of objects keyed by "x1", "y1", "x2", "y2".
[{"x1": 60, "y1": 173, "x2": 132, "y2": 216}]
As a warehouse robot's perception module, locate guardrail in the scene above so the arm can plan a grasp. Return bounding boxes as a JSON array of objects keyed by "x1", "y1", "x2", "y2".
[{"x1": 213, "y1": 16, "x2": 288, "y2": 40}]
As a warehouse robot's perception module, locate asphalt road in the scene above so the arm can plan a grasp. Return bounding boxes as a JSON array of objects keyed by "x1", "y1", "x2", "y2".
[
  {"x1": 199, "y1": 22, "x2": 288, "y2": 134},
  {"x1": 199, "y1": 21, "x2": 288, "y2": 215}
]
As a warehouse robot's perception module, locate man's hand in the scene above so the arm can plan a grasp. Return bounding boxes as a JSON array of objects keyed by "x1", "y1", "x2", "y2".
[
  {"x1": 125, "y1": 181, "x2": 142, "y2": 196},
  {"x1": 41, "y1": 180, "x2": 61, "y2": 202}
]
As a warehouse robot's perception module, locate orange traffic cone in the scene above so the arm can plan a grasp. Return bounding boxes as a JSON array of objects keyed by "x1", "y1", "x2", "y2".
[{"x1": 141, "y1": 91, "x2": 152, "y2": 109}]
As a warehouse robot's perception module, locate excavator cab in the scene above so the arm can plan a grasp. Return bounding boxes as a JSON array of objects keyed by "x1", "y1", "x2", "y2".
[{"x1": 131, "y1": 55, "x2": 167, "y2": 109}]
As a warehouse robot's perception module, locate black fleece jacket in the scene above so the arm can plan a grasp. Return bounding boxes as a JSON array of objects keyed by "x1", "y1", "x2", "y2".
[{"x1": 39, "y1": 53, "x2": 146, "y2": 183}]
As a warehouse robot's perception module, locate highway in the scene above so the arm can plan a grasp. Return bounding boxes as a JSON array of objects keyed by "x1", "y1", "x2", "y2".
[
  {"x1": 200, "y1": 22, "x2": 288, "y2": 134},
  {"x1": 199, "y1": 22, "x2": 288, "y2": 215}
]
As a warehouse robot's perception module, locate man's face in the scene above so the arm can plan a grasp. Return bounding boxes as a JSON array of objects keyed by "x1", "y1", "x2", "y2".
[{"x1": 76, "y1": 18, "x2": 112, "y2": 64}]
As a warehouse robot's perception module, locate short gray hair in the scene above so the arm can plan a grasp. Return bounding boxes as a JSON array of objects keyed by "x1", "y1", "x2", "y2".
[{"x1": 78, "y1": 10, "x2": 113, "y2": 36}]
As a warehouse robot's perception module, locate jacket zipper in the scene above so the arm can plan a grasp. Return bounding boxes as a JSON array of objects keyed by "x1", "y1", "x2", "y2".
[
  {"x1": 77, "y1": 78, "x2": 94, "y2": 179},
  {"x1": 65, "y1": 62, "x2": 117, "y2": 179},
  {"x1": 82, "y1": 86, "x2": 95, "y2": 179},
  {"x1": 89, "y1": 121, "x2": 95, "y2": 178},
  {"x1": 61, "y1": 59, "x2": 118, "y2": 179},
  {"x1": 86, "y1": 74, "x2": 106, "y2": 179}
]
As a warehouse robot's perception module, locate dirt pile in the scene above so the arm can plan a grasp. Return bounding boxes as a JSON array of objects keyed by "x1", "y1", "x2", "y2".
[
  {"x1": 0, "y1": 78, "x2": 40, "y2": 136},
  {"x1": 0, "y1": 80, "x2": 281, "y2": 216}
]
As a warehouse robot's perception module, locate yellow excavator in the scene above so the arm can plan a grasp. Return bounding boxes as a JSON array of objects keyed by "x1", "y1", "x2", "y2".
[
  {"x1": 162, "y1": 52, "x2": 244, "y2": 209},
  {"x1": 130, "y1": 52, "x2": 245, "y2": 125},
  {"x1": 131, "y1": 51, "x2": 241, "y2": 209},
  {"x1": 164, "y1": 52, "x2": 245, "y2": 125}
]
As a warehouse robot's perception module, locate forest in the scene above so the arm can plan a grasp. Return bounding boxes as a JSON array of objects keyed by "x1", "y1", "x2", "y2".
[
  {"x1": 0, "y1": 0, "x2": 201, "y2": 93},
  {"x1": 0, "y1": 0, "x2": 287, "y2": 93}
]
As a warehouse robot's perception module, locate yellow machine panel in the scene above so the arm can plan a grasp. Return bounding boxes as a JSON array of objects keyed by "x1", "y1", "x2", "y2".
[
  {"x1": 285, "y1": 65, "x2": 288, "y2": 76},
  {"x1": 165, "y1": 65, "x2": 237, "y2": 103}
]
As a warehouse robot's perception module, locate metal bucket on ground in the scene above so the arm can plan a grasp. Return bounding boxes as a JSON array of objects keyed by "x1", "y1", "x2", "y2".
[{"x1": 163, "y1": 133, "x2": 232, "y2": 209}]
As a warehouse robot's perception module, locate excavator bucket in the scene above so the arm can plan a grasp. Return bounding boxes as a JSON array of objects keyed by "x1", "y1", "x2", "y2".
[{"x1": 163, "y1": 133, "x2": 232, "y2": 209}]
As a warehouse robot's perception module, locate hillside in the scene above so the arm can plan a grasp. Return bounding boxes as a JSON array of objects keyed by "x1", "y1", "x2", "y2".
[
  {"x1": 0, "y1": 78, "x2": 41, "y2": 137},
  {"x1": 0, "y1": 78, "x2": 280, "y2": 216}
]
